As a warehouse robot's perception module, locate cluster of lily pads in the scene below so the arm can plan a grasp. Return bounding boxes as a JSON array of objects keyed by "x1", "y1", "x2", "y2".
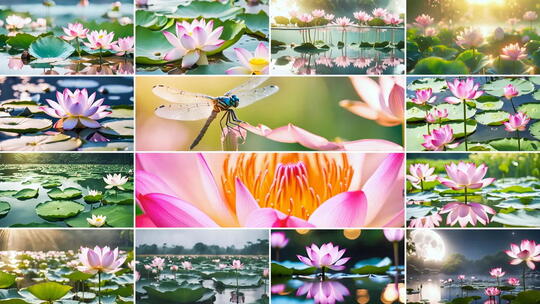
[
  {"x1": 406, "y1": 77, "x2": 540, "y2": 151},
  {"x1": 136, "y1": 255, "x2": 268, "y2": 304},
  {"x1": 407, "y1": 153, "x2": 540, "y2": 228},
  {"x1": 135, "y1": 1, "x2": 269, "y2": 74},
  {"x1": 407, "y1": 12, "x2": 540, "y2": 74},
  {"x1": 0, "y1": 77, "x2": 134, "y2": 151},
  {"x1": 0, "y1": 247, "x2": 134, "y2": 303},
  {"x1": 0, "y1": 161, "x2": 133, "y2": 227},
  {"x1": 0, "y1": 1, "x2": 134, "y2": 75}
]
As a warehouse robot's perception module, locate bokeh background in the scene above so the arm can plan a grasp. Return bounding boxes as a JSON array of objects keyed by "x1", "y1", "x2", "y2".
[{"x1": 136, "y1": 76, "x2": 403, "y2": 151}]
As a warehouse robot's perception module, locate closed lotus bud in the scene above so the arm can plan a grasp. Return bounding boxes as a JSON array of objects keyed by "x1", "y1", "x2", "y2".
[{"x1": 494, "y1": 27, "x2": 504, "y2": 41}]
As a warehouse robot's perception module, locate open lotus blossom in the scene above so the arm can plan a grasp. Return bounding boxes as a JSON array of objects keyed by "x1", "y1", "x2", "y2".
[
  {"x1": 324, "y1": 14, "x2": 334, "y2": 21},
  {"x1": 297, "y1": 243, "x2": 350, "y2": 271},
  {"x1": 151, "y1": 257, "x2": 165, "y2": 269},
  {"x1": 298, "y1": 13, "x2": 314, "y2": 23},
  {"x1": 88, "y1": 190, "x2": 102, "y2": 196},
  {"x1": 226, "y1": 42, "x2": 269, "y2": 75},
  {"x1": 409, "y1": 213, "x2": 442, "y2": 228},
  {"x1": 312, "y1": 9, "x2": 325, "y2": 18},
  {"x1": 445, "y1": 78, "x2": 484, "y2": 104},
  {"x1": 296, "y1": 280, "x2": 350, "y2": 304},
  {"x1": 86, "y1": 214, "x2": 106, "y2": 227},
  {"x1": 500, "y1": 43, "x2": 527, "y2": 61},
  {"x1": 181, "y1": 261, "x2": 192, "y2": 270},
  {"x1": 340, "y1": 76, "x2": 404, "y2": 126},
  {"x1": 5, "y1": 15, "x2": 31, "y2": 30},
  {"x1": 112, "y1": 36, "x2": 134, "y2": 55},
  {"x1": 271, "y1": 232, "x2": 289, "y2": 248},
  {"x1": 440, "y1": 202, "x2": 496, "y2": 227},
  {"x1": 456, "y1": 28, "x2": 484, "y2": 49},
  {"x1": 332, "y1": 17, "x2": 354, "y2": 27},
  {"x1": 84, "y1": 30, "x2": 116, "y2": 50},
  {"x1": 490, "y1": 267, "x2": 505, "y2": 278},
  {"x1": 242, "y1": 122, "x2": 403, "y2": 151},
  {"x1": 384, "y1": 14, "x2": 403, "y2": 26},
  {"x1": 231, "y1": 260, "x2": 244, "y2": 270},
  {"x1": 425, "y1": 27, "x2": 438, "y2": 36},
  {"x1": 504, "y1": 84, "x2": 519, "y2": 99},
  {"x1": 136, "y1": 153, "x2": 404, "y2": 228},
  {"x1": 422, "y1": 125, "x2": 459, "y2": 151},
  {"x1": 103, "y1": 173, "x2": 128, "y2": 190},
  {"x1": 353, "y1": 11, "x2": 372, "y2": 23},
  {"x1": 425, "y1": 108, "x2": 448, "y2": 123},
  {"x1": 414, "y1": 14, "x2": 434, "y2": 28},
  {"x1": 438, "y1": 162, "x2": 495, "y2": 190},
  {"x1": 383, "y1": 229, "x2": 404, "y2": 242},
  {"x1": 407, "y1": 163, "x2": 437, "y2": 189},
  {"x1": 523, "y1": 11, "x2": 538, "y2": 21},
  {"x1": 505, "y1": 240, "x2": 540, "y2": 269},
  {"x1": 508, "y1": 277, "x2": 520, "y2": 286},
  {"x1": 372, "y1": 8, "x2": 388, "y2": 18},
  {"x1": 61, "y1": 23, "x2": 88, "y2": 40},
  {"x1": 218, "y1": 263, "x2": 227, "y2": 269},
  {"x1": 485, "y1": 287, "x2": 500, "y2": 297},
  {"x1": 162, "y1": 19, "x2": 225, "y2": 68},
  {"x1": 411, "y1": 88, "x2": 436, "y2": 105},
  {"x1": 504, "y1": 112, "x2": 530, "y2": 132},
  {"x1": 78, "y1": 246, "x2": 126, "y2": 274},
  {"x1": 40, "y1": 88, "x2": 111, "y2": 130}
]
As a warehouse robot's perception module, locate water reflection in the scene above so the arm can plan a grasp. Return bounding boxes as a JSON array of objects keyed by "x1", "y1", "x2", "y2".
[{"x1": 296, "y1": 280, "x2": 350, "y2": 304}]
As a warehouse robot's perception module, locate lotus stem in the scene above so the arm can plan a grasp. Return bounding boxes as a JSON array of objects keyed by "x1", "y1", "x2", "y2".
[
  {"x1": 420, "y1": 180, "x2": 424, "y2": 192},
  {"x1": 509, "y1": 97, "x2": 517, "y2": 113},
  {"x1": 463, "y1": 100, "x2": 468, "y2": 151},
  {"x1": 275, "y1": 249, "x2": 280, "y2": 262},
  {"x1": 517, "y1": 130, "x2": 521, "y2": 151},
  {"x1": 235, "y1": 269, "x2": 239, "y2": 304},
  {"x1": 464, "y1": 187, "x2": 468, "y2": 204},
  {"x1": 523, "y1": 264, "x2": 526, "y2": 291},
  {"x1": 392, "y1": 241, "x2": 399, "y2": 278},
  {"x1": 75, "y1": 37, "x2": 81, "y2": 58},
  {"x1": 321, "y1": 266, "x2": 326, "y2": 279},
  {"x1": 98, "y1": 48, "x2": 103, "y2": 65},
  {"x1": 98, "y1": 271, "x2": 101, "y2": 304}
]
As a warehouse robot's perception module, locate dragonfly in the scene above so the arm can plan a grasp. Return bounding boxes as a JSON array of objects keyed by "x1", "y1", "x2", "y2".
[{"x1": 153, "y1": 77, "x2": 279, "y2": 150}]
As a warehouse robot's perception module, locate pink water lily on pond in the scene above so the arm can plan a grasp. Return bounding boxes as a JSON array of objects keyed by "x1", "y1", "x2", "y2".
[
  {"x1": 489, "y1": 267, "x2": 505, "y2": 278},
  {"x1": 422, "y1": 125, "x2": 459, "y2": 151},
  {"x1": 231, "y1": 260, "x2": 244, "y2": 270},
  {"x1": 500, "y1": 43, "x2": 527, "y2": 61},
  {"x1": 182, "y1": 261, "x2": 193, "y2": 270},
  {"x1": 226, "y1": 42, "x2": 269, "y2": 75},
  {"x1": 455, "y1": 28, "x2": 484, "y2": 49},
  {"x1": 40, "y1": 88, "x2": 111, "y2": 130},
  {"x1": 409, "y1": 213, "x2": 442, "y2": 228},
  {"x1": 445, "y1": 78, "x2": 484, "y2": 104},
  {"x1": 406, "y1": 163, "x2": 437, "y2": 189},
  {"x1": 136, "y1": 153, "x2": 404, "y2": 228},
  {"x1": 425, "y1": 108, "x2": 448, "y2": 123},
  {"x1": 504, "y1": 112, "x2": 530, "y2": 132},
  {"x1": 61, "y1": 23, "x2": 88, "y2": 40},
  {"x1": 411, "y1": 88, "x2": 436, "y2": 105},
  {"x1": 297, "y1": 243, "x2": 350, "y2": 271},
  {"x1": 296, "y1": 280, "x2": 350, "y2": 304},
  {"x1": 78, "y1": 246, "x2": 126, "y2": 274},
  {"x1": 414, "y1": 14, "x2": 434, "y2": 28},
  {"x1": 332, "y1": 17, "x2": 354, "y2": 27},
  {"x1": 298, "y1": 14, "x2": 314, "y2": 23},
  {"x1": 112, "y1": 36, "x2": 134, "y2": 55},
  {"x1": 440, "y1": 202, "x2": 495, "y2": 227},
  {"x1": 84, "y1": 30, "x2": 116, "y2": 50},
  {"x1": 508, "y1": 277, "x2": 520, "y2": 286},
  {"x1": 384, "y1": 14, "x2": 403, "y2": 26},
  {"x1": 485, "y1": 287, "x2": 500, "y2": 296},
  {"x1": 353, "y1": 11, "x2": 372, "y2": 23},
  {"x1": 504, "y1": 84, "x2": 519, "y2": 99},
  {"x1": 505, "y1": 240, "x2": 540, "y2": 269},
  {"x1": 311, "y1": 9, "x2": 325, "y2": 18},
  {"x1": 438, "y1": 162, "x2": 495, "y2": 190},
  {"x1": 372, "y1": 8, "x2": 388, "y2": 18},
  {"x1": 340, "y1": 76, "x2": 404, "y2": 127}
]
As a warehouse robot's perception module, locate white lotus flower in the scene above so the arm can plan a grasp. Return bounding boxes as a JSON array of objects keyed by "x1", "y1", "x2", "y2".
[
  {"x1": 103, "y1": 174, "x2": 128, "y2": 190},
  {"x1": 87, "y1": 215, "x2": 106, "y2": 227}
]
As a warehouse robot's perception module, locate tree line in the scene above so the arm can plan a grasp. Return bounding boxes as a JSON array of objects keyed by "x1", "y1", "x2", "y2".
[{"x1": 136, "y1": 239, "x2": 269, "y2": 255}]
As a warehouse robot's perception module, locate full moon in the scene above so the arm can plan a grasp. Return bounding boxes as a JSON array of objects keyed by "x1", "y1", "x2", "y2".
[{"x1": 411, "y1": 230, "x2": 446, "y2": 262}]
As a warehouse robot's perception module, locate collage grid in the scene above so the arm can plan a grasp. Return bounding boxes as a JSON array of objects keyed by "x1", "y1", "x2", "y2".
[{"x1": 0, "y1": 0, "x2": 538, "y2": 304}]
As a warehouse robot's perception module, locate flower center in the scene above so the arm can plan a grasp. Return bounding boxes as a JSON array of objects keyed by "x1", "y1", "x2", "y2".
[
  {"x1": 249, "y1": 57, "x2": 269, "y2": 67},
  {"x1": 221, "y1": 153, "x2": 353, "y2": 219}
]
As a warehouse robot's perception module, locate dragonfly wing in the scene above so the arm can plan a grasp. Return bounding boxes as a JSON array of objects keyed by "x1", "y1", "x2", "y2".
[
  {"x1": 236, "y1": 85, "x2": 280, "y2": 109},
  {"x1": 152, "y1": 85, "x2": 215, "y2": 104},
  {"x1": 225, "y1": 77, "x2": 270, "y2": 96},
  {"x1": 154, "y1": 103, "x2": 214, "y2": 121}
]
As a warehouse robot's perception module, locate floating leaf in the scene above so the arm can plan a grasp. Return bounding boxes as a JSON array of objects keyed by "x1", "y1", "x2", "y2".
[
  {"x1": 0, "y1": 117, "x2": 52, "y2": 133},
  {"x1": 28, "y1": 36, "x2": 75, "y2": 60},
  {"x1": 455, "y1": 49, "x2": 489, "y2": 73},
  {"x1": 492, "y1": 210, "x2": 540, "y2": 227},
  {"x1": 144, "y1": 284, "x2": 215, "y2": 304},
  {"x1": 47, "y1": 187, "x2": 82, "y2": 200},
  {"x1": 407, "y1": 77, "x2": 447, "y2": 92},
  {"x1": 411, "y1": 57, "x2": 469, "y2": 74},
  {"x1": 83, "y1": 194, "x2": 103, "y2": 204},
  {"x1": 0, "y1": 134, "x2": 82, "y2": 151},
  {"x1": 211, "y1": 272, "x2": 261, "y2": 287},
  {"x1": 103, "y1": 192, "x2": 133, "y2": 205},
  {"x1": 517, "y1": 103, "x2": 540, "y2": 120},
  {"x1": 294, "y1": 42, "x2": 329, "y2": 54},
  {"x1": 100, "y1": 120, "x2": 134, "y2": 137},
  {"x1": 109, "y1": 105, "x2": 134, "y2": 119},
  {"x1": 475, "y1": 110, "x2": 509, "y2": 125},
  {"x1": 270, "y1": 263, "x2": 315, "y2": 276},
  {"x1": 495, "y1": 186, "x2": 535, "y2": 193},
  {"x1": 0, "y1": 202, "x2": 10, "y2": 218},
  {"x1": 26, "y1": 282, "x2": 72, "y2": 302},
  {"x1": 483, "y1": 78, "x2": 535, "y2": 97},
  {"x1": 474, "y1": 95, "x2": 503, "y2": 111},
  {"x1": 488, "y1": 138, "x2": 539, "y2": 151},
  {"x1": 135, "y1": 26, "x2": 170, "y2": 65},
  {"x1": 495, "y1": 200, "x2": 540, "y2": 210},
  {"x1": 63, "y1": 271, "x2": 94, "y2": 282},
  {"x1": 65, "y1": 205, "x2": 133, "y2": 228},
  {"x1": 235, "y1": 11, "x2": 269, "y2": 38},
  {"x1": 42, "y1": 181, "x2": 61, "y2": 189},
  {"x1": 10, "y1": 222, "x2": 62, "y2": 227},
  {"x1": 350, "y1": 264, "x2": 391, "y2": 275},
  {"x1": 0, "y1": 272, "x2": 15, "y2": 289},
  {"x1": 6, "y1": 33, "x2": 37, "y2": 50},
  {"x1": 169, "y1": 2, "x2": 243, "y2": 19},
  {"x1": 406, "y1": 102, "x2": 431, "y2": 122},
  {"x1": 0, "y1": 100, "x2": 43, "y2": 113},
  {"x1": 136, "y1": 10, "x2": 172, "y2": 31},
  {"x1": 434, "y1": 103, "x2": 477, "y2": 121},
  {"x1": 530, "y1": 121, "x2": 540, "y2": 141},
  {"x1": 13, "y1": 188, "x2": 38, "y2": 200},
  {"x1": 35, "y1": 200, "x2": 84, "y2": 220}
]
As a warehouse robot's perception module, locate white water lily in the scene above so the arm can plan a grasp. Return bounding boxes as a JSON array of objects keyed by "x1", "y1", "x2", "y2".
[
  {"x1": 87, "y1": 214, "x2": 106, "y2": 227},
  {"x1": 88, "y1": 189, "x2": 102, "y2": 196},
  {"x1": 103, "y1": 174, "x2": 128, "y2": 190}
]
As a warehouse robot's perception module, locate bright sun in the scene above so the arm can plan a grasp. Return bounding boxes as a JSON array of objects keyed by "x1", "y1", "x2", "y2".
[
  {"x1": 411, "y1": 230, "x2": 446, "y2": 262},
  {"x1": 466, "y1": 0, "x2": 504, "y2": 5}
]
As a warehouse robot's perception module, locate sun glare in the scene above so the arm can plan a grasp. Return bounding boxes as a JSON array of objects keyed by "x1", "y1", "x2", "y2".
[
  {"x1": 411, "y1": 230, "x2": 446, "y2": 262},
  {"x1": 272, "y1": 0, "x2": 299, "y2": 17},
  {"x1": 466, "y1": 0, "x2": 504, "y2": 5}
]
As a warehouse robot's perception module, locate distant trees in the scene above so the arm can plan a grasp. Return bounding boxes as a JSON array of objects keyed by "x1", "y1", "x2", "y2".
[
  {"x1": 136, "y1": 238, "x2": 269, "y2": 255},
  {"x1": 0, "y1": 153, "x2": 132, "y2": 164}
]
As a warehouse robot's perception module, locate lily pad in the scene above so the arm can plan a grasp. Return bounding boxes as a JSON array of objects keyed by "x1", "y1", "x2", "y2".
[
  {"x1": 0, "y1": 100, "x2": 43, "y2": 113},
  {"x1": 406, "y1": 102, "x2": 431, "y2": 122},
  {"x1": 411, "y1": 57, "x2": 469, "y2": 74},
  {"x1": 47, "y1": 187, "x2": 82, "y2": 200},
  {"x1": 293, "y1": 42, "x2": 329, "y2": 54},
  {"x1": 0, "y1": 202, "x2": 10, "y2": 218},
  {"x1": 144, "y1": 284, "x2": 215, "y2": 304},
  {"x1": 100, "y1": 120, "x2": 134, "y2": 137},
  {"x1": 26, "y1": 282, "x2": 72, "y2": 302},
  {"x1": 474, "y1": 95, "x2": 504, "y2": 111},
  {"x1": 475, "y1": 110, "x2": 509, "y2": 125},
  {"x1": 135, "y1": 26, "x2": 170, "y2": 65},
  {"x1": 28, "y1": 36, "x2": 75, "y2": 60},
  {"x1": 0, "y1": 134, "x2": 82, "y2": 151},
  {"x1": 488, "y1": 138, "x2": 540, "y2": 151},
  {"x1": 492, "y1": 210, "x2": 540, "y2": 227},
  {"x1": 109, "y1": 105, "x2": 134, "y2": 119},
  {"x1": 42, "y1": 181, "x2": 62, "y2": 189},
  {"x1": 483, "y1": 78, "x2": 535, "y2": 97},
  {"x1": 35, "y1": 200, "x2": 84, "y2": 220},
  {"x1": 434, "y1": 103, "x2": 477, "y2": 121},
  {"x1": 530, "y1": 121, "x2": 540, "y2": 141},
  {"x1": 270, "y1": 263, "x2": 316, "y2": 276},
  {"x1": 6, "y1": 33, "x2": 37, "y2": 50},
  {"x1": 10, "y1": 222, "x2": 62, "y2": 227},
  {"x1": 13, "y1": 188, "x2": 38, "y2": 200},
  {"x1": 407, "y1": 77, "x2": 447, "y2": 92},
  {"x1": 136, "y1": 10, "x2": 172, "y2": 31},
  {"x1": 83, "y1": 194, "x2": 103, "y2": 204},
  {"x1": 235, "y1": 11, "x2": 269, "y2": 38},
  {"x1": 350, "y1": 264, "x2": 391, "y2": 275},
  {"x1": 211, "y1": 272, "x2": 261, "y2": 288},
  {"x1": 103, "y1": 192, "x2": 133, "y2": 205},
  {"x1": 0, "y1": 117, "x2": 52, "y2": 133},
  {"x1": 517, "y1": 103, "x2": 540, "y2": 120},
  {"x1": 65, "y1": 205, "x2": 133, "y2": 228},
  {"x1": 0, "y1": 272, "x2": 15, "y2": 289},
  {"x1": 169, "y1": 2, "x2": 243, "y2": 20}
]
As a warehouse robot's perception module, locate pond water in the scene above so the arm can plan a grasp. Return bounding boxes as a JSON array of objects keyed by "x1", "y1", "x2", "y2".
[
  {"x1": 271, "y1": 26, "x2": 405, "y2": 75},
  {"x1": 0, "y1": 163, "x2": 133, "y2": 227}
]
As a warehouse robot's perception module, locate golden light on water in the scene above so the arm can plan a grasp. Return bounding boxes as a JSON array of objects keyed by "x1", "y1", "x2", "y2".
[
  {"x1": 356, "y1": 289, "x2": 369, "y2": 304},
  {"x1": 296, "y1": 229, "x2": 310, "y2": 235},
  {"x1": 380, "y1": 283, "x2": 406, "y2": 303},
  {"x1": 0, "y1": 229, "x2": 62, "y2": 251},
  {"x1": 272, "y1": 0, "x2": 299, "y2": 17},
  {"x1": 343, "y1": 229, "x2": 361, "y2": 240},
  {"x1": 466, "y1": 0, "x2": 504, "y2": 5}
]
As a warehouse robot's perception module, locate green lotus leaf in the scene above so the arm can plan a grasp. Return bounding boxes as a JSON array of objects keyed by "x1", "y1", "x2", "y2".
[
  {"x1": 47, "y1": 187, "x2": 82, "y2": 200},
  {"x1": 407, "y1": 77, "x2": 447, "y2": 92},
  {"x1": 495, "y1": 186, "x2": 535, "y2": 193},
  {"x1": 433, "y1": 103, "x2": 477, "y2": 121},
  {"x1": 109, "y1": 105, "x2": 134, "y2": 119},
  {"x1": 474, "y1": 95, "x2": 504, "y2": 111},
  {"x1": 483, "y1": 78, "x2": 535, "y2": 97},
  {"x1": 13, "y1": 188, "x2": 38, "y2": 200},
  {"x1": 495, "y1": 199, "x2": 540, "y2": 210},
  {"x1": 144, "y1": 284, "x2": 215, "y2": 303},
  {"x1": 99, "y1": 119, "x2": 134, "y2": 137},
  {"x1": 492, "y1": 210, "x2": 540, "y2": 227},
  {"x1": 0, "y1": 202, "x2": 10, "y2": 218},
  {"x1": 0, "y1": 134, "x2": 82, "y2": 151},
  {"x1": 0, "y1": 100, "x2": 43, "y2": 113},
  {"x1": 430, "y1": 45, "x2": 459, "y2": 59},
  {"x1": 63, "y1": 271, "x2": 94, "y2": 282},
  {"x1": 136, "y1": 10, "x2": 173, "y2": 31},
  {"x1": 517, "y1": 102, "x2": 540, "y2": 119},
  {"x1": 204, "y1": 19, "x2": 246, "y2": 56},
  {"x1": 6, "y1": 33, "x2": 37, "y2": 50},
  {"x1": 530, "y1": 121, "x2": 540, "y2": 141},
  {"x1": 78, "y1": 142, "x2": 133, "y2": 151},
  {"x1": 103, "y1": 192, "x2": 133, "y2": 205},
  {"x1": 406, "y1": 120, "x2": 477, "y2": 151},
  {"x1": 80, "y1": 21, "x2": 133, "y2": 38},
  {"x1": 184, "y1": 62, "x2": 237, "y2": 75},
  {"x1": 491, "y1": 58, "x2": 528, "y2": 74},
  {"x1": 10, "y1": 222, "x2": 62, "y2": 227},
  {"x1": 406, "y1": 102, "x2": 431, "y2": 122},
  {"x1": 294, "y1": 42, "x2": 329, "y2": 54},
  {"x1": 0, "y1": 117, "x2": 52, "y2": 133},
  {"x1": 487, "y1": 138, "x2": 540, "y2": 151},
  {"x1": 74, "y1": 291, "x2": 96, "y2": 300},
  {"x1": 234, "y1": 11, "x2": 269, "y2": 38},
  {"x1": 35, "y1": 200, "x2": 84, "y2": 220},
  {"x1": 42, "y1": 181, "x2": 62, "y2": 189},
  {"x1": 475, "y1": 110, "x2": 509, "y2": 125},
  {"x1": 168, "y1": 1, "x2": 243, "y2": 20},
  {"x1": 28, "y1": 36, "x2": 75, "y2": 60},
  {"x1": 513, "y1": 290, "x2": 540, "y2": 303},
  {"x1": 350, "y1": 264, "x2": 391, "y2": 275},
  {"x1": 210, "y1": 272, "x2": 261, "y2": 287},
  {"x1": 270, "y1": 263, "x2": 315, "y2": 276},
  {"x1": 411, "y1": 57, "x2": 469, "y2": 74},
  {"x1": 135, "y1": 26, "x2": 170, "y2": 65},
  {"x1": 0, "y1": 272, "x2": 15, "y2": 289},
  {"x1": 26, "y1": 282, "x2": 72, "y2": 302},
  {"x1": 83, "y1": 194, "x2": 103, "y2": 204},
  {"x1": 65, "y1": 205, "x2": 133, "y2": 228},
  {"x1": 455, "y1": 49, "x2": 489, "y2": 73}
]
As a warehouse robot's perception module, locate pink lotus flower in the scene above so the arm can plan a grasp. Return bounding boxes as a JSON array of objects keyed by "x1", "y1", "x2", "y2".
[
  {"x1": 226, "y1": 42, "x2": 269, "y2": 75},
  {"x1": 440, "y1": 202, "x2": 496, "y2": 227},
  {"x1": 136, "y1": 153, "x2": 404, "y2": 228},
  {"x1": 40, "y1": 88, "x2": 111, "y2": 130},
  {"x1": 151, "y1": 257, "x2": 165, "y2": 269},
  {"x1": 84, "y1": 30, "x2": 116, "y2": 50},
  {"x1": 231, "y1": 260, "x2": 244, "y2": 270},
  {"x1": 170, "y1": 265, "x2": 179, "y2": 271},
  {"x1": 218, "y1": 263, "x2": 227, "y2": 269},
  {"x1": 334, "y1": 56, "x2": 352, "y2": 68},
  {"x1": 458, "y1": 275, "x2": 466, "y2": 280},
  {"x1": 299, "y1": 14, "x2": 314, "y2": 23},
  {"x1": 372, "y1": 8, "x2": 388, "y2": 18},
  {"x1": 508, "y1": 277, "x2": 520, "y2": 286},
  {"x1": 272, "y1": 284, "x2": 286, "y2": 294},
  {"x1": 263, "y1": 268, "x2": 269, "y2": 277},
  {"x1": 324, "y1": 14, "x2": 335, "y2": 21},
  {"x1": 485, "y1": 287, "x2": 501, "y2": 296},
  {"x1": 112, "y1": 36, "x2": 134, "y2": 55},
  {"x1": 490, "y1": 267, "x2": 505, "y2": 278},
  {"x1": 162, "y1": 19, "x2": 225, "y2": 68},
  {"x1": 425, "y1": 108, "x2": 448, "y2": 123},
  {"x1": 523, "y1": 11, "x2": 538, "y2": 21},
  {"x1": 504, "y1": 84, "x2": 519, "y2": 99},
  {"x1": 384, "y1": 14, "x2": 403, "y2": 26},
  {"x1": 409, "y1": 213, "x2": 442, "y2": 228},
  {"x1": 406, "y1": 163, "x2": 437, "y2": 189},
  {"x1": 445, "y1": 78, "x2": 484, "y2": 104},
  {"x1": 353, "y1": 57, "x2": 373, "y2": 68},
  {"x1": 383, "y1": 229, "x2": 404, "y2": 242},
  {"x1": 312, "y1": 9, "x2": 325, "y2": 18},
  {"x1": 353, "y1": 11, "x2": 373, "y2": 23},
  {"x1": 414, "y1": 14, "x2": 434, "y2": 28},
  {"x1": 77, "y1": 246, "x2": 126, "y2": 274},
  {"x1": 438, "y1": 162, "x2": 495, "y2": 190},
  {"x1": 507, "y1": 18, "x2": 520, "y2": 26},
  {"x1": 504, "y1": 112, "x2": 530, "y2": 132},
  {"x1": 182, "y1": 261, "x2": 192, "y2": 270},
  {"x1": 500, "y1": 43, "x2": 527, "y2": 61},
  {"x1": 296, "y1": 280, "x2": 350, "y2": 303},
  {"x1": 505, "y1": 240, "x2": 540, "y2": 269},
  {"x1": 411, "y1": 88, "x2": 436, "y2": 105},
  {"x1": 340, "y1": 76, "x2": 404, "y2": 126},
  {"x1": 425, "y1": 27, "x2": 438, "y2": 36},
  {"x1": 332, "y1": 17, "x2": 354, "y2": 27},
  {"x1": 297, "y1": 243, "x2": 350, "y2": 271},
  {"x1": 422, "y1": 125, "x2": 459, "y2": 151},
  {"x1": 8, "y1": 57, "x2": 23, "y2": 70},
  {"x1": 271, "y1": 232, "x2": 289, "y2": 248},
  {"x1": 455, "y1": 28, "x2": 484, "y2": 49},
  {"x1": 61, "y1": 23, "x2": 88, "y2": 40}
]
